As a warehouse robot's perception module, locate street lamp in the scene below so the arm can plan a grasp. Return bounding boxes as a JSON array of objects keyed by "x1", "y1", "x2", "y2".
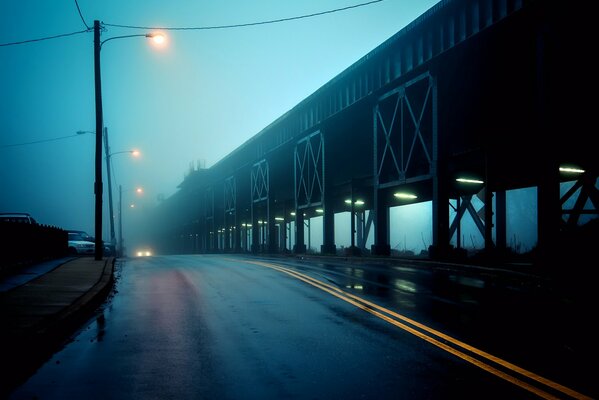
[
  {"x1": 78, "y1": 127, "x2": 139, "y2": 253},
  {"x1": 103, "y1": 126, "x2": 140, "y2": 253},
  {"x1": 93, "y1": 20, "x2": 164, "y2": 260},
  {"x1": 118, "y1": 185, "x2": 144, "y2": 257}
]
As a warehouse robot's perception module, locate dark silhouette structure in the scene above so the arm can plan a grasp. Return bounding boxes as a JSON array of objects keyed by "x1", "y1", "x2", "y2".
[{"x1": 148, "y1": 0, "x2": 597, "y2": 267}]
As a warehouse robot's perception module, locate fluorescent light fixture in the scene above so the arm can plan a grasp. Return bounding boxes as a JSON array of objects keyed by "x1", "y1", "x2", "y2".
[
  {"x1": 345, "y1": 199, "x2": 365, "y2": 205},
  {"x1": 275, "y1": 217, "x2": 285, "y2": 221},
  {"x1": 290, "y1": 212, "x2": 296, "y2": 216},
  {"x1": 394, "y1": 192, "x2": 418, "y2": 200},
  {"x1": 315, "y1": 208, "x2": 324, "y2": 213},
  {"x1": 559, "y1": 166, "x2": 585, "y2": 174},
  {"x1": 456, "y1": 178, "x2": 484, "y2": 184}
]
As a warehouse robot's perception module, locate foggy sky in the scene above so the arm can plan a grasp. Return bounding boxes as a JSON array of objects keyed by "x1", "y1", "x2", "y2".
[{"x1": 1, "y1": 1, "x2": 439, "y2": 244}]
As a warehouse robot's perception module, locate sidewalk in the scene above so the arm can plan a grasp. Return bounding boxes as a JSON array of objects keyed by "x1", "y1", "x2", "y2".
[{"x1": 0, "y1": 256, "x2": 115, "y2": 396}]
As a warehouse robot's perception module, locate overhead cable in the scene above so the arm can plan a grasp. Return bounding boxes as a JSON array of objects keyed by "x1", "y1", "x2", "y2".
[
  {"x1": 0, "y1": 30, "x2": 89, "y2": 47},
  {"x1": 74, "y1": 0, "x2": 91, "y2": 30},
  {"x1": 104, "y1": 0, "x2": 384, "y2": 31}
]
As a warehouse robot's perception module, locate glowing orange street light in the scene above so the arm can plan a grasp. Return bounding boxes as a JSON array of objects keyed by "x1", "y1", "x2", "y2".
[
  {"x1": 93, "y1": 19, "x2": 165, "y2": 260},
  {"x1": 146, "y1": 32, "x2": 166, "y2": 45},
  {"x1": 118, "y1": 185, "x2": 144, "y2": 257}
]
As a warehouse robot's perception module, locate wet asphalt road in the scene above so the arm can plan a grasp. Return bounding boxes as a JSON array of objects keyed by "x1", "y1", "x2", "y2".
[{"x1": 9, "y1": 255, "x2": 596, "y2": 399}]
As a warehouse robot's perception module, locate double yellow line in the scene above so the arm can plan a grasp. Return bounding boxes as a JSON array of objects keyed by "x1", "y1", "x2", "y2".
[{"x1": 240, "y1": 259, "x2": 591, "y2": 400}]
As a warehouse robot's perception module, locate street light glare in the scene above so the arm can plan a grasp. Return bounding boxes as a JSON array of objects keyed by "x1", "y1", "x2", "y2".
[
  {"x1": 131, "y1": 150, "x2": 141, "y2": 157},
  {"x1": 136, "y1": 188, "x2": 143, "y2": 194},
  {"x1": 147, "y1": 32, "x2": 166, "y2": 45}
]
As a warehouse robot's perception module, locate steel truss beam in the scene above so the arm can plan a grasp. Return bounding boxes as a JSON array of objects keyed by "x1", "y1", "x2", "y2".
[
  {"x1": 560, "y1": 173, "x2": 599, "y2": 226},
  {"x1": 375, "y1": 73, "x2": 433, "y2": 186},
  {"x1": 295, "y1": 131, "x2": 324, "y2": 210},
  {"x1": 251, "y1": 159, "x2": 270, "y2": 251},
  {"x1": 251, "y1": 160, "x2": 269, "y2": 203},
  {"x1": 449, "y1": 191, "x2": 489, "y2": 245}
]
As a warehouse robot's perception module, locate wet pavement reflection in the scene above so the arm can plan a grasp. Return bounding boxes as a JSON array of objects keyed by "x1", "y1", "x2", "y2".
[{"x1": 278, "y1": 256, "x2": 596, "y2": 397}]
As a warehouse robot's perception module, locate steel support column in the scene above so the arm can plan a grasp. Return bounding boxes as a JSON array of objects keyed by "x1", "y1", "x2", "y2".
[
  {"x1": 251, "y1": 159, "x2": 269, "y2": 253},
  {"x1": 294, "y1": 212, "x2": 306, "y2": 253},
  {"x1": 495, "y1": 189, "x2": 507, "y2": 251}
]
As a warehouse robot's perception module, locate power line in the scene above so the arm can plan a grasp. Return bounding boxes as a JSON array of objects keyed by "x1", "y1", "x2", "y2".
[
  {"x1": 0, "y1": 133, "x2": 88, "y2": 148},
  {"x1": 104, "y1": 0, "x2": 384, "y2": 31},
  {"x1": 74, "y1": 0, "x2": 91, "y2": 30},
  {"x1": 0, "y1": 30, "x2": 89, "y2": 47},
  {"x1": 0, "y1": 1, "x2": 383, "y2": 47}
]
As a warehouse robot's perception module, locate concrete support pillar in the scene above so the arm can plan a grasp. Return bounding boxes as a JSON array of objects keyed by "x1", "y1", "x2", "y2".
[
  {"x1": 537, "y1": 160, "x2": 561, "y2": 267},
  {"x1": 432, "y1": 167, "x2": 451, "y2": 258},
  {"x1": 495, "y1": 190, "x2": 507, "y2": 251},
  {"x1": 371, "y1": 190, "x2": 390, "y2": 255},
  {"x1": 484, "y1": 187, "x2": 494, "y2": 251},
  {"x1": 251, "y1": 207, "x2": 259, "y2": 253},
  {"x1": 321, "y1": 205, "x2": 336, "y2": 255},
  {"x1": 294, "y1": 211, "x2": 306, "y2": 253},
  {"x1": 267, "y1": 197, "x2": 277, "y2": 253},
  {"x1": 233, "y1": 219, "x2": 241, "y2": 252}
]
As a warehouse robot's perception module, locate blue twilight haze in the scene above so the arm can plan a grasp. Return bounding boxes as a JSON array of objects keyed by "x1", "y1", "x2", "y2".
[{"x1": 2, "y1": 1, "x2": 443, "y2": 245}]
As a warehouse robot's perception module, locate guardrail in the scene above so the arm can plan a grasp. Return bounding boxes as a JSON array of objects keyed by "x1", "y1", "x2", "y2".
[{"x1": 0, "y1": 222, "x2": 68, "y2": 277}]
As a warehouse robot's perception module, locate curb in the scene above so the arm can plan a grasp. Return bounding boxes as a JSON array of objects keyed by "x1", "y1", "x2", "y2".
[
  {"x1": 0, "y1": 257, "x2": 116, "y2": 397},
  {"x1": 38, "y1": 257, "x2": 115, "y2": 338}
]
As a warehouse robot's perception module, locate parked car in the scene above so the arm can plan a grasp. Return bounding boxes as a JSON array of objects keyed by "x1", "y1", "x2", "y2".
[
  {"x1": 67, "y1": 229, "x2": 93, "y2": 241},
  {"x1": 67, "y1": 230, "x2": 114, "y2": 256},
  {"x1": 0, "y1": 212, "x2": 38, "y2": 224},
  {"x1": 67, "y1": 232, "x2": 95, "y2": 255}
]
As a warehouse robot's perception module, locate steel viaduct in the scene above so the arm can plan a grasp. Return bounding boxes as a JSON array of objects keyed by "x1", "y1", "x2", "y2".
[{"x1": 147, "y1": 0, "x2": 598, "y2": 267}]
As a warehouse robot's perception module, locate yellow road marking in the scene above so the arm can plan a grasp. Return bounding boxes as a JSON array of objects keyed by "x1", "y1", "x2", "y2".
[{"x1": 234, "y1": 258, "x2": 591, "y2": 400}]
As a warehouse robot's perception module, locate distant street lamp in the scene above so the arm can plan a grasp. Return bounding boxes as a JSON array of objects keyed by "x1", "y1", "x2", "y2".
[
  {"x1": 103, "y1": 127, "x2": 140, "y2": 252},
  {"x1": 92, "y1": 20, "x2": 165, "y2": 260},
  {"x1": 118, "y1": 185, "x2": 144, "y2": 257},
  {"x1": 78, "y1": 127, "x2": 139, "y2": 253}
]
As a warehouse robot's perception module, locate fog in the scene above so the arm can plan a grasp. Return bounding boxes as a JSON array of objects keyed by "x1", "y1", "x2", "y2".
[
  {"x1": 3, "y1": 2, "x2": 591, "y2": 256},
  {"x1": 1, "y1": 1, "x2": 441, "y2": 250}
]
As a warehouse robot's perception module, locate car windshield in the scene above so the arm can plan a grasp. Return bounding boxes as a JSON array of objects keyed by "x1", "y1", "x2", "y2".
[
  {"x1": 68, "y1": 233, "x2": 90, "y2": 242},
  {"x1": 0, "y1": 215, "x2": 32, "y2": 223}
]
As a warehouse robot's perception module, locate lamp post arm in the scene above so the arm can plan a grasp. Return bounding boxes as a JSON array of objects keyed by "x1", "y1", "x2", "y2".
[
  {"x1": 108, "y1": 150, "x2": 135, "y2": 157},
  {"x1": 100, "y1": 33, "x2": 152, "y2": 48}
]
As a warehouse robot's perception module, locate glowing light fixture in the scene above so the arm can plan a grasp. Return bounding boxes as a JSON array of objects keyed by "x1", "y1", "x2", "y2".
[
  {"x1": 559, "y1": 166, "x2": 585, "y2": 174},
  {"x1": 146, "y1": 32, "x2": 166, "y2": 45},
  {"x1": 275, "y1": 217, "x2": 285, "y2": 221},
  {"x1": 394, "y1": 192, "x2": 418, "y2": 200},
  {"x1": 316, "y1": 208, "x2": 324, "y2": 213},
  {"x1": 290, "y1": 212, "x2": 296, "y2": 216},
  {"x1": 345, "y1": 199, "x2": 365, "y2": 205},
  {"x1": 456, "y1": 178, "x2": 484, "y2": 184}
]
